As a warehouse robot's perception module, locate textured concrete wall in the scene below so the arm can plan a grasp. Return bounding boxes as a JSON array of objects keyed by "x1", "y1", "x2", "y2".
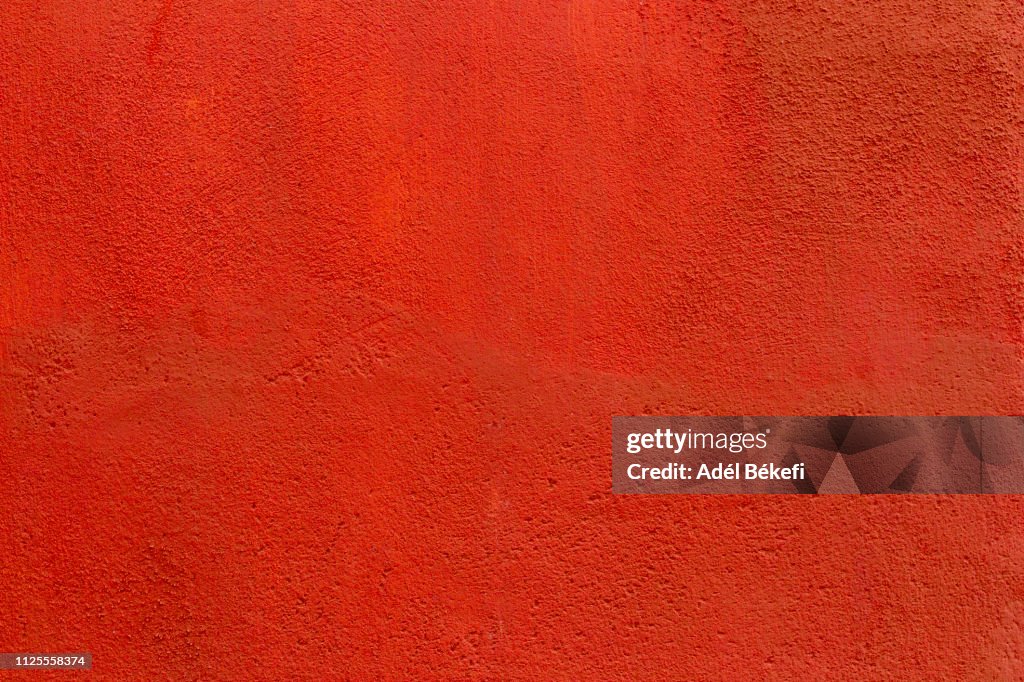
[{"x1": 1, "y1": 0, "x2": 1022, "y2": 679}]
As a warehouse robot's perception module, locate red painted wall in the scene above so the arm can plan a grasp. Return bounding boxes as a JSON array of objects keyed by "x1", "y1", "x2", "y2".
[{"x1": 2, "y1": 0, "x2": 1022, "y2": 678}]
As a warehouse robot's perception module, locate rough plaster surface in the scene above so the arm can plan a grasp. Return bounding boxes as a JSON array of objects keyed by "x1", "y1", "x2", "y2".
[{"x1": 1, "y1": 0, "x2": 1023, "y2": 679}]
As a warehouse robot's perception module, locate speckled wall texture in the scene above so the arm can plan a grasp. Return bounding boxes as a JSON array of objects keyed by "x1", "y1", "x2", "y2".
[{"x1": 1, "y1": 0, "x2": 1022, "y2": 679}]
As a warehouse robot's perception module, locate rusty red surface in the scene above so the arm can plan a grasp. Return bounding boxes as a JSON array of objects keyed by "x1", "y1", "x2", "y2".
[{"x1": 1, "y1": 1, "x2": 1022, "y2": 678}]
